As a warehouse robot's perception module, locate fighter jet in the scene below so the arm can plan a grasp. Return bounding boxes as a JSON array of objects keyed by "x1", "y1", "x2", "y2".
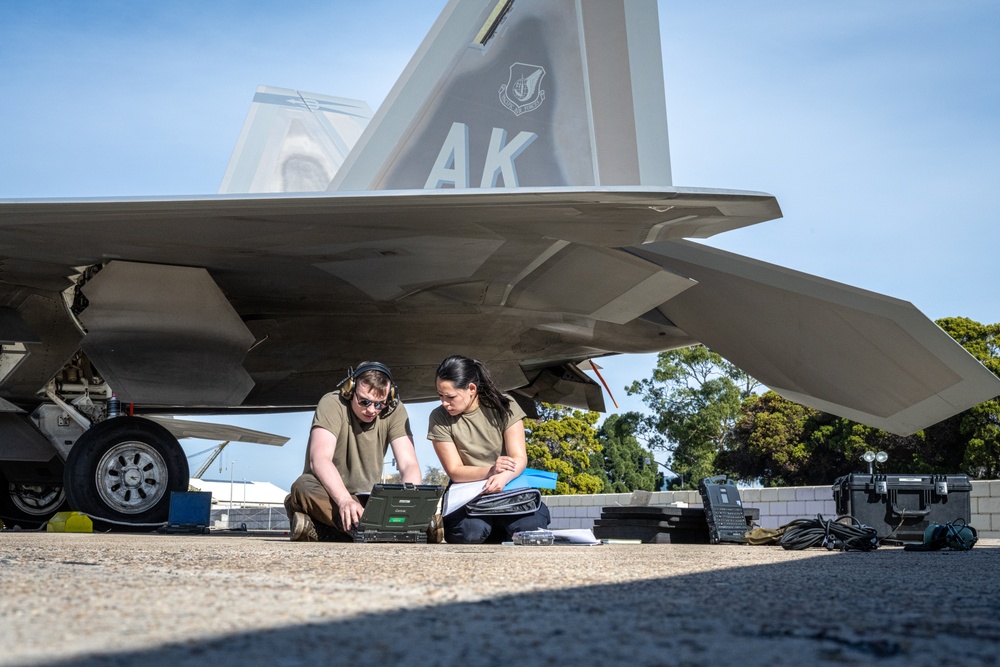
[{"x1": 2, "y1": 0, "x2": 997, "y2": 527}]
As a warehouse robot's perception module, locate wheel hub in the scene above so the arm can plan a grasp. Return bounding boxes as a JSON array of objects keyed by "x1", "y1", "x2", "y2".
[
  {"x1": 94, "y1": 441, "x2": 169, "y2": 514},
  {"x1": 9, "y1": 483, "x2": 65, "y2": 516},
  {"x1": 121, "y1": 466, "x2": 143, "y2": 488}
]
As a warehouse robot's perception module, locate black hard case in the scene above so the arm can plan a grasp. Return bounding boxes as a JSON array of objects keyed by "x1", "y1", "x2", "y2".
[
  {"x1": 832, "y1": 473, "x2": 972, "y2": 543},
  {"x1": 593, "y1": 505, "x2": 758, "y2": 544}
]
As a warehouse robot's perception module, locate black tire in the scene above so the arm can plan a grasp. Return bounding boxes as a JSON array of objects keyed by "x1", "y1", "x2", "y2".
[
  {"x1": 63, "y1": 417, "x2": 189, "y2": 529},
  {"x1": 0, "y1": 468, "x2": 68, "y2": 529}
]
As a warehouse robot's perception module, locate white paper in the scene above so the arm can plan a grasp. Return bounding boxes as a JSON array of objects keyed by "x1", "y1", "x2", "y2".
[
  {"x1": 441, "y1": 480, "x2": 486, "y2": 516},
  {"x1": 550, "y1": 528, "x2": 601, "y2": 545}
]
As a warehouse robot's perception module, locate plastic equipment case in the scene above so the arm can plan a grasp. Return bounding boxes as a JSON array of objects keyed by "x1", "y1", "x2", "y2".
[{"x1": 832, "y1": 473, "x2": 972, "y2": 543}]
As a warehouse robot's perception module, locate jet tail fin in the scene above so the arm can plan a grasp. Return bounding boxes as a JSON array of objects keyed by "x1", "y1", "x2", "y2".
[
  {"x1": 330, "y1": 0, "x2": 671, "y2": 192},
  {"x1": 219, "y1": 85, "x2": 372, "y2": 193}
]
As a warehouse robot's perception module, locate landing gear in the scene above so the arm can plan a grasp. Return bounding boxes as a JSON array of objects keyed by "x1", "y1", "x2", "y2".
[
  {"x1": 0, "y1": 469, "x2": 67, "y2": 529},
  {"x1": 63, "y1": 417, "x2": 189, "y2": 528}
]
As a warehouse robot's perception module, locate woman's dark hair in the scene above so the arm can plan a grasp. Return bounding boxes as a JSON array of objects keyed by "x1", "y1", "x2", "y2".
[{"x1": 435, "y1": 355, "x2": 512, "y2": 419}]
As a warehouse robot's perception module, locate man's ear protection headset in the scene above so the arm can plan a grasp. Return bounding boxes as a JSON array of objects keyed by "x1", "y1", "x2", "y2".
[
  {"x1": 337, "y1": 362, "x2": 399, "y2": 415},
  {"x1": 904, "y1": 519, "x2": 978, "y2": 551}
]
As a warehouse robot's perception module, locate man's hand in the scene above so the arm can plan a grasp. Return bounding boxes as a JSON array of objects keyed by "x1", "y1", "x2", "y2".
[{"x1": 336, "y1": 495, "x2": 365, "y2": 531}]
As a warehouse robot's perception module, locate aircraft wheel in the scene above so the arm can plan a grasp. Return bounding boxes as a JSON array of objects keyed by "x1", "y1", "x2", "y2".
[
  {"x1": 0, "y1": 469, "x2": 67, "y2": 529},
  {"x1": 64, "y1": 417, "x2": 189, "y2": 529}
]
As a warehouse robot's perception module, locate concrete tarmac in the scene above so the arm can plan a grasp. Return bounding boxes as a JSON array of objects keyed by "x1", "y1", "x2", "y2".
[{"x1": 1, "y1": 531, "x2": 998, "y2": 666}]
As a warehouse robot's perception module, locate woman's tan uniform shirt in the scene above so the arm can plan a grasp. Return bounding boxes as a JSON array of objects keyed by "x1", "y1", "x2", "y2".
[{"x1": 427, "y1": 394, "x2": 525, "y2": 466}]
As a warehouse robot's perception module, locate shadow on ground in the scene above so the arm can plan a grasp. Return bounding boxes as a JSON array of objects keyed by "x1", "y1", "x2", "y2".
[{"x1": 29, "y1": 545, "x2": 1000, "y2": 667}]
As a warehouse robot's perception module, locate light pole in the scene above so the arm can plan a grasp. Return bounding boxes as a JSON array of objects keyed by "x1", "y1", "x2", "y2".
[
  {"x1": 229, "y1": 460, "x2": 236, "y2": 510},
  {"x1": 382, "y1": 458, "x2": 397, "y2": 483}
]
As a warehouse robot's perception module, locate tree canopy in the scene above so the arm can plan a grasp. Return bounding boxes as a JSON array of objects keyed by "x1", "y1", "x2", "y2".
[
  {"x1": 524, "y1": 403, "x2": 605, "y2": 495},
  {"x1": 626, "y1": 318, "x2": 999, "y2": 486},
  {"x1": 594, "y1": 412, "x2": 663, "y2": 492},
  {"x1": 422, "y1": 466, "x2": 449, "y2": 486},
  {"x1": 626, "y1": 346, "x2": 760, "y2": 488},
  {"x1": 938, "y1": 317, "x2": 1000, "y2": 478}
]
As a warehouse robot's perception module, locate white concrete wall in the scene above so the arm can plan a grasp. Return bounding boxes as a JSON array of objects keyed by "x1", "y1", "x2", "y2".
[
  {"x1": 972, "y1": 480, "x2": 1000, "y2": 538},
  {"x1": 545, "y1": 479, "x2": 1000, "y2": 539}
]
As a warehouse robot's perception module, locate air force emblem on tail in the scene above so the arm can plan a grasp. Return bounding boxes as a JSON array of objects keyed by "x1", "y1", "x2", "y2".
[
  {"x1": 423, "y1": 62, "x2": 547, "y2": 189},
  {"x1": 499, "y1": 63, "x2": 546, "y2": 116}
]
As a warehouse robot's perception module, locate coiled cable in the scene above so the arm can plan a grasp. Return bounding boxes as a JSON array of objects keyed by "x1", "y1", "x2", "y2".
[{"x1": 779, "y1": 514, "x2": 880, "y2": 551}]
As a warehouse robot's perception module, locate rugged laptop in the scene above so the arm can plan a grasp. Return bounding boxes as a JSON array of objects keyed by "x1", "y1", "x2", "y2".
[
  {"x1": 352, "y1": 483, "x2": 444, "y2": 543},
  {"x1": 698, "y1": 476, "x2": 750, "y2": 544}
]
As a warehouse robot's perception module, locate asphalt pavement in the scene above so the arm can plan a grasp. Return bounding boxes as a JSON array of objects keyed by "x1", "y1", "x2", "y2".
[{"x1": 1, "y1": 531, "x2": 997, "y2": 666}]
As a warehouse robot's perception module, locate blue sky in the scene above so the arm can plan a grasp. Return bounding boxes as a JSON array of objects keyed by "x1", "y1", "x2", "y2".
[{"x1": 2, "y1": 2, "x2": 998, "y2": 491}]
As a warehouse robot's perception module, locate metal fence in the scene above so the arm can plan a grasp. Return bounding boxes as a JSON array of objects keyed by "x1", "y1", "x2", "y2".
[{"x1": 211, "y1": 506, "x2": 289, "y2": 531}]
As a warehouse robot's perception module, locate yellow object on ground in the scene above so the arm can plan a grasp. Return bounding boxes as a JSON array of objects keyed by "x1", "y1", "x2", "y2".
[{"x1": 46, "y1": 511, "x2": 94, "y2": 533}]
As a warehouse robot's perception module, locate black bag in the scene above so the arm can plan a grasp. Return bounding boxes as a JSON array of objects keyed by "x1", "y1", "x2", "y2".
[{"x1": 465, "y1": 488, "x2": 541, "y2": 516}]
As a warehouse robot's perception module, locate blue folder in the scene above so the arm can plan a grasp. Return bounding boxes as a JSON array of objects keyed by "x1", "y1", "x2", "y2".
[{"x1": 504, "y1": 468, "x2": 558, "y2": 491}]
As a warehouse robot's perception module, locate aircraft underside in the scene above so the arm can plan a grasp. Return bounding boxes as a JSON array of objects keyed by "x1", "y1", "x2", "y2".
[{"x1": 3, "y1": 217, "x2": 998, "y2": 528}]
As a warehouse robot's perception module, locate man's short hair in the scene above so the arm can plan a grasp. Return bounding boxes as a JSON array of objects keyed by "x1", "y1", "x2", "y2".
[{"x1": 356, "y1": 365, "x2": 391, "y2": 399}]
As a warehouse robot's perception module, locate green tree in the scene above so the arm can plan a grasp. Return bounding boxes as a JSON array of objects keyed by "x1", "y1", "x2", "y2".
[
  {"x1": 718, "y1": 391, "x2": 815, "y2": 486},
  {"x1": 718, "y1": 392, "x2": 885, "y2": 485},
  {"x1": 524, "y1": 403, "x2": 604, "y2": 495},
  {"x1": 627, "y1": 346, "x2": 760, "y2": 488},
  {"x1": 422, "y1": 466, "x2": 450, "y2": 486},
  {"x1": 722, "y1": 318, "x2": 1000, "y2": 483},
  {"x1": 938, "y1": 317, "x2": 1000, "y2": 478},
  {"x1": 594, "y1": 412, "x2": 662, "y2": 492}
]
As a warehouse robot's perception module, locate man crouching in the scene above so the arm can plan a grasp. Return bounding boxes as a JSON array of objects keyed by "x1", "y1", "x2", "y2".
[{"x1": 284, "y1": 362, "x2": 421, "y2": 541}]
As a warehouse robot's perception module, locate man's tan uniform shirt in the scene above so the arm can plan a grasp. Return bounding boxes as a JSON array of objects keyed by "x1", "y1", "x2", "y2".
[
  {"x1": 427, "y1": 394, "x2": 526, "y2": 466},
  {"x1": 305, "y1": 391, "x2": 411, "y2": 495}
]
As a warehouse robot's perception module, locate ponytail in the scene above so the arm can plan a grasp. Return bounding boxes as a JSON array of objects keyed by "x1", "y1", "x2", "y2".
[{"x1": 435, "y1": 355, "x2": 512, "y2": 420}]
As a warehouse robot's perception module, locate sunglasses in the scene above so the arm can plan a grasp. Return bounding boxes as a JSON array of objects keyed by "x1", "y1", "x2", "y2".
[{"x1": 354, "y1": 394, "x2": 386, "y2": 410}]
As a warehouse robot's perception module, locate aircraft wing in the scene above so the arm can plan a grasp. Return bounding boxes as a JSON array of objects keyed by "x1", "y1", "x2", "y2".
[
  {"x1": 143, "y1": 416, "x2": 288, "y2": 446},
  {"x1": 3, "y1": 186, "x2": 997, "y2": 435},
  {"x1": 628, "y1": 240, "x2": 1000, "y2": 435},
  {"x1": 0, "y1": 186, "x2": 780, "y2": 412}
]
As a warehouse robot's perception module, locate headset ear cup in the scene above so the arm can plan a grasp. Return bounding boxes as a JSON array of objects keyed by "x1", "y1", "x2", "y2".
[
  {"x1": 377, "y1": 382, "x2": 399, "y2": 417},
  {"x1": 930, "y1": 524, "x2": 949, "y2": 550},
  {"x1": 337, "y1": 367, "x2": 356, "y2": 401},
  {"x1": 382, "y1": 384, "x2": 398, "y2": 415},
  {"x1": 945, "y1": 522, "x2": 978, "y2": 550},
  {"x1": 920, "y1": 524, "x2": 940, "y2": 549}
]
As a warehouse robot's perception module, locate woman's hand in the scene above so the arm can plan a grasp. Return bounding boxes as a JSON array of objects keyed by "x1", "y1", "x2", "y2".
[
  {"x1": 483, "y1": 455, "x2": 519, "y2": 493},
  {"x1": 482, "y1": 469, "x2": 515, "y2": 494},
  {"x1": 492, "y1": 455, "x2": 518, "y2": 476}
]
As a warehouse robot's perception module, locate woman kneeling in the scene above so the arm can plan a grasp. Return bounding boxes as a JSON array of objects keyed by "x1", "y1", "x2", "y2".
[{"x1": 428, "y1": 355, "x2": 551, "y2": 544}]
